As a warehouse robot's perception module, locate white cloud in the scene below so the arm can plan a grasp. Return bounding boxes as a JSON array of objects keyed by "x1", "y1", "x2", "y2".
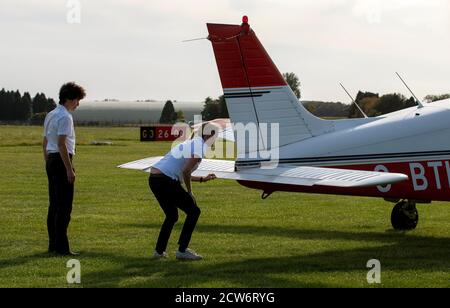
[{"x1": 353, "y1": 0, "x2": 449, "y2": 29}]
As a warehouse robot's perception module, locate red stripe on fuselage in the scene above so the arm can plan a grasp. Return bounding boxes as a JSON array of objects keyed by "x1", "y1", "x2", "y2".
[{"x1": 237, "y1": 160, "x2": 450, "y2": 201}]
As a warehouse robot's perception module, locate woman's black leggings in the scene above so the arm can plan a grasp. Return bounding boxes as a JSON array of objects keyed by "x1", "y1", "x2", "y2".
[{"x1": 149, "y1": 174, "x2": 201, "y2": 254}]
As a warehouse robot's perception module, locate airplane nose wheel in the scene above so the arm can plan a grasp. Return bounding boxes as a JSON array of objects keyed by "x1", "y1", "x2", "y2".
[{"x1": 391, "y1": 200, "x2": 418, "y2": 230}]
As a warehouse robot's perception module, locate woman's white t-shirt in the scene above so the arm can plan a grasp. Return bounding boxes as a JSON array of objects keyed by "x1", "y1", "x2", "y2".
[{"x1": 153, "y1": 137, "x2": 205, "y2": 182}]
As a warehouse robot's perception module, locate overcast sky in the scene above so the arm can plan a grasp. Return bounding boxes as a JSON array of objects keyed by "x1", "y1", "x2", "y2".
[{"x1": 1, "y1": 0, "x2": 449, "y2": 103}]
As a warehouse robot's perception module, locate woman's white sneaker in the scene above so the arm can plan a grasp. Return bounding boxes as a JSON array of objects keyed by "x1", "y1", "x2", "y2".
[
  {"x1": 176, "y1": 248, "x2": 203, "y2": 261},
  {"x1": 153, "y1": 250, "x2": 168, "y2": 259}
]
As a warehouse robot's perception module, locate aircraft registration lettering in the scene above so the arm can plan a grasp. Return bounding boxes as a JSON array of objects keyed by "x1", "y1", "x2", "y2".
[
  {"x1": 374, "y1": 161, "x2": 450, "y2": 193},
  {"x1": 409, "y1": 161, "x2": 450, "y2": 191},
  {"x1": 410, "y1": 163, "x2": 428, "y2": 191},
  {"x1": 375, "y1": 165, "x2": 391, "y2": 193}
]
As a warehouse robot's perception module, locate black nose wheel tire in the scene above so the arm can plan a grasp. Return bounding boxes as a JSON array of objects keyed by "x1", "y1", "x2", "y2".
[{"x1": 391, "y1": 200, "x2": 419, "y2": 230}]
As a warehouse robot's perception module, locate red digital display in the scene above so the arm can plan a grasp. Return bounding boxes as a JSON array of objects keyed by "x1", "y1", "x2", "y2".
[{"x1": 141, "y1": 126, "x2": 186, "y2": 142}]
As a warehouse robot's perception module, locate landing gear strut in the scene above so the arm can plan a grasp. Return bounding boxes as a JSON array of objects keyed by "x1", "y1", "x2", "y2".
[{"x1": 391, "y1": 200, "x2": 419, "y2": 230}]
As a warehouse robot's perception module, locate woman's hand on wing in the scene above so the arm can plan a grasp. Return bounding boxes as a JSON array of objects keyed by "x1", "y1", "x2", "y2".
[{"x1": 204, "y1": 174, "x2": 217, "y2": 182}]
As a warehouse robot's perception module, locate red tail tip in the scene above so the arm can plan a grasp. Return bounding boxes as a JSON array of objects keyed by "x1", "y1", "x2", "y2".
[{"x1": 242, "y1": 15, "x2": 249, "y2": 24}]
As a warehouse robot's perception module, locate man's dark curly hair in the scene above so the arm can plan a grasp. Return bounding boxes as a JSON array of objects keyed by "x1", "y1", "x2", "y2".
[{"x1": 59, "y1": 82, "x2": 86, "y2": 105}]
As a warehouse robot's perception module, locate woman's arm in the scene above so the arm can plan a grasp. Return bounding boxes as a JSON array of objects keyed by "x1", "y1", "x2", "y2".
[
  {"x1": 182, "y1": 157, "x2": 217, "y2": 193},
  {"x1": 195, "y1": 174, "x2": 217, "y2": 183},
  {"x1": 182, "y1": 157, "x2": 202, "y2": 193}
]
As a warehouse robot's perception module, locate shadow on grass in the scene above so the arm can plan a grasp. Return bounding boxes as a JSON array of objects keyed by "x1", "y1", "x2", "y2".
[
  {"x1": 84, "y1": 228, "x2": 450, "y2": 287},
  {"x1": 111, "y1": 223, "x2": 450, "y2": 287},
  {"x1": 126, "y1": 222, "x2": 450, "y2": 245},
  {"x1": 1, "y1": 225, "x2": 449, "y2": 287},
  {"x1": 0, "y1": 252, "x2": 52, "y2": 269}
]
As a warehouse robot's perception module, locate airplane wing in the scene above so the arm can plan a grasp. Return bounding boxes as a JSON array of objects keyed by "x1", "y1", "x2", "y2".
[{"x1": 118, "y1": 157, "x2": 408, "y2": 188}]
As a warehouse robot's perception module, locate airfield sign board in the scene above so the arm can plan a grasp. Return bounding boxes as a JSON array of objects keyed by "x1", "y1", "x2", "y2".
[{"x1": 140, "y1": 125, "x2": 185, "y2": 142}]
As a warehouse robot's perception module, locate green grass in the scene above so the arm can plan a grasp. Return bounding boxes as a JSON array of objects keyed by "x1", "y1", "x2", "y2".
[{"x1": 0, "y1": 125, "x2": 449, "y2": 288}]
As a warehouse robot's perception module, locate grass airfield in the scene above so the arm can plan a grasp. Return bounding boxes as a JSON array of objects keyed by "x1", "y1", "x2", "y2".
[{"x1": 0, "y1": 125, "x2": 449, "y2": 288}]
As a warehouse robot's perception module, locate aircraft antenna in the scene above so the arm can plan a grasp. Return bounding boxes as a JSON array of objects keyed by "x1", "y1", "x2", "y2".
[
  {"x1": 340, "y1": 83, "x2": 368, "y2": 118},
  {"x1": 395, "y1": 72, "x2": 425, "y2": 108},
  {"x1": 182, "y1": 37, "x2": 208, "y2": 43}
]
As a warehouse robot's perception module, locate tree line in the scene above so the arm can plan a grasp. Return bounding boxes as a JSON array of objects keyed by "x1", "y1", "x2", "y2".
[
  {"x1": 4, "y1": 76, "x2": 449, "y2": 125},
  {"x1": 349, "y1": 92, "x2": 417, "y2": 118},
  {"x1": 159, "y1": 96, "x2": 230, "y2": 124},
  {"x1": 195, "y1": 72, "x2": 450, "y2": 120},
  {"x1": 159, "y1": 100, "x2": 185, "y2": 124},
  {"x1": 160, "y1": 72, "x2": 300, "y2": 123},
  {"x1": 0, "y1": 88, "x2": 56, "y2": 123},
  {"x1": 199, "y1": 91, "x2": 450, "y2": 120}
]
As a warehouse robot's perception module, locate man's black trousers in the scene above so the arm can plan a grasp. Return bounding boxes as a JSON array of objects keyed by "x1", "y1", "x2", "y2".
[{"x1": 46, "y1": 153, "x2": 74, "y2": 253}]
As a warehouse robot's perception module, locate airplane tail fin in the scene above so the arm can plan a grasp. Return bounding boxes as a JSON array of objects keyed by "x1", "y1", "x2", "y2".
[{"x1": 207, "y1": 17, "x2": 332, "y2": 156}]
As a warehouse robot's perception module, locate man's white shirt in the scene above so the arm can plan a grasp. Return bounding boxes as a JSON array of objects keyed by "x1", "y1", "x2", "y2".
[{"x1": 43, "y1": 105, "x2": 76, "y2": 155}]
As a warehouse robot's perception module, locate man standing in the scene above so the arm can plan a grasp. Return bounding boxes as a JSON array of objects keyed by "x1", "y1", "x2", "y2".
[{"x1": 43, "y1": 82, "x2": 85, "y2": 256}]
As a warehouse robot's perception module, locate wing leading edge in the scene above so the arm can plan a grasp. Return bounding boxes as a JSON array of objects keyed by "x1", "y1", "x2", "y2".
[{"x1": 118, "y1": 157, "x2": 409, "y2": 188}]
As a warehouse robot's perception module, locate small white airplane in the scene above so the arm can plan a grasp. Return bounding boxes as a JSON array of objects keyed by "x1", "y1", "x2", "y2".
[{"x1": 120, "y1": 16, "x2": 450, "y2": 230}]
